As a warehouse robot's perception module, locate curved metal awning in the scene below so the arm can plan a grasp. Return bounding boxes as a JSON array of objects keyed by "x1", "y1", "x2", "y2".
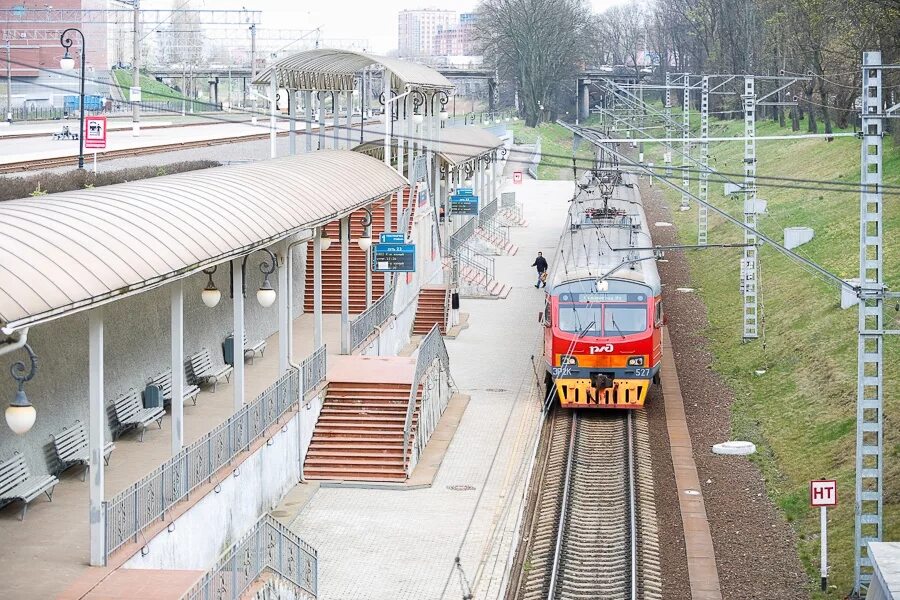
[
  {"x1": 352, "y1": 127, "x2": 504, "y2": 168},
  {"x1": 252, "y1": 48, "x2": 453, "y2": 92},
  {"x1": 0, "y1": 151, "x2": 408, "y2": 332}
]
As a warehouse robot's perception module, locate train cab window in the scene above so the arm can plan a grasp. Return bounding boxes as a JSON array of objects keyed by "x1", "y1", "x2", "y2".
[
  {"x1": 544, "y1": 297, "x2": 552, "y2": 327},
  {"x1": 654, "y1": 301, "x2": 663, "y2": 326},
  {"x1": 604, "y1": 305, "x2": 648, "y2": 336},
  {"x1": 557, "y1": 304, "x2": 602, "y2": 334}
]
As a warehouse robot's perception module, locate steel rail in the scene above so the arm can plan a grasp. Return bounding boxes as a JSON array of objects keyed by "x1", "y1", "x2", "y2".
[
  {"x1": 627, "y1": 411, "x2": 637, "y2": 600},
  {"x1": 547, "y1": 412, "x2": 577, "y2": 600}
]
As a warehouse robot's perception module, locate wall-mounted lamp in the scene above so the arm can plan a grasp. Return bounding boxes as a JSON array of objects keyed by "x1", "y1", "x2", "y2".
[
  {"x1": 356, "y1": 207, "x2": 373, "y2": 251},
  {"x1": 229, "y1": 248, "x2": 279, "y2": 308},
  {"x1": 320, "y1": 230, "x2": 333, "y2": 251},
  {"x1": 201, "y1": 266, "x2": 221, "y2": 308},
  {"x1": 6, "y1": 343, "x2": 37, "y2": 435}
]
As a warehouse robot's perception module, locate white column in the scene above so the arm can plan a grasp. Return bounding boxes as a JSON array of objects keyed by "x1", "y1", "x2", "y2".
[
  {"x1": 278, "y1": 241, "x2": 290, "y2": 374},
  {"x1": 318, "y1": 93, "x2": 326, "y2": 150},
  {"x1": 332, "y1": 93, "x2": 340, "y2": 149},
  {"x1": 88, "y1": 309, "x2": 105, "y2": 567},
  {"x1": 170, "y1": 282, "x2": 183, "y2": 455},
  {"x1": 289, "y1": 89, "x2": 297, "y2": 156},
  {"x1": 340, "y1": 216, "x2": 350, "y2": 354},
  {"x1": 269, "y1": 77, "x2": 277, "y2": 159},
  {"x1": 304, "y1": 90, "x2": 313, "y2": 153},
  {"x1": 314, "y1": 227, "x2": 323, "y2": 348},
  {"x1": 232, "y1": 258, "x2": 245, "y2": 410},
  {"x1": 346, "y1": 91, "x2": 353, "y2": 148}
]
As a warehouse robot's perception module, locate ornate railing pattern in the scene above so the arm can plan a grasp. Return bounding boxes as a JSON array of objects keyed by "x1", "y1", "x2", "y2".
[
  {"x1": 448, "y1": 217, "x2": 477, "y2": 255},
  {"x1": 350, "y1": 285, "x2": 396, "y2": 350},
  {"x1": 103, "y1": 369, "x2": 300, "y2": 562},
  {"x1": 402, "y1": 324, "x2": 451, "y2": 475},
  {"x1": 181, "y1": 514, "x2": 317, "y2": 600},
  {"x1": 301, "y1": 345, "x2": 327, "y2": 399}
]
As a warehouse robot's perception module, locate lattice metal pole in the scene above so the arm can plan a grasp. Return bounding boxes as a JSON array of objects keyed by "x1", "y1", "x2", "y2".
[
  {"x1": 665, "y1": 72, "x2": 672, "y2": 177},
  {"x1": 741, "y1": 76, "x2": 759, "y2": 340},
  {"x1": 698, "y1": 76, "x2": 709, "y2": 245},
  {"x1": 854, "y1": 50, "x2": 884, "y2": 596},
  {"x1": 681, "y1": 74, "x2": 691, "y2": 210}
]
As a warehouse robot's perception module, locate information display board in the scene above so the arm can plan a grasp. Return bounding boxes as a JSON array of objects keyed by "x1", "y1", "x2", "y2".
[
  {"x1": 380, "y1": 233, "x2": 406, "y2": 244},
  {"x1": 84, "y1": 115, "x2": 107, "y2": 149},
  {"x1": 450, "y1": 194, "x2": 479, "y2": 215},
  {"x1": 372, "y1": 243, "x2": 416, "y2": 272}
]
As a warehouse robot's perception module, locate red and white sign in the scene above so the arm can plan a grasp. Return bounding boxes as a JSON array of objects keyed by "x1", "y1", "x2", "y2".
[
  {"x1": 513, "y1": 171, "x2": 523, "y2": 184},
  {"x1": 810, "y1": 480, "x2": 837, "y2": 507},
  {"x1": 84, "y1": 116, "x2": 107, "y2": 149}
]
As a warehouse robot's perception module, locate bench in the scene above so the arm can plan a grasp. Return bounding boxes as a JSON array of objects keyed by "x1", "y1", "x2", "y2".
[
  {"x1": 0, "y1": 452, "x2": 58, "y2": 520},
  {"x1": 147, "y1": 369, "x2": 200, "y2": 407},
  {"x1": 231, "y1": 333, "x2": 267, "y2": 365},
  {"x1": 187, "y1": 348, "x2": 233, "y2": 393},
  {"x1": 51, "y1": 126, "x2": 79, "y2": 140},
  {"x1": 51, "y1": 420, "x2": 115, "y2": 480},
  {"x1": 113, "y1": 388, "x2": 164, "y2": 441}
]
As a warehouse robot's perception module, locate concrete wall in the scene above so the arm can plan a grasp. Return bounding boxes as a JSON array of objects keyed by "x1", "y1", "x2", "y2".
[
  {"x1": 124, "y1": 411, "x2": 301, "y2": 570},
  {"x1": 0, "y1": 244, "x2": 307, "y2": 476}
]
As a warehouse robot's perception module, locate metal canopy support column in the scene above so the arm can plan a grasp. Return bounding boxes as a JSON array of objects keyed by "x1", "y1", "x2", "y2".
[
  {"x1": 88, "y1": 308, "x2": 105, "y2": 567},
  {"x1": 288, "y1": 90, "x2": 297, "y2": 155},
  {"x1": 665, "y1": 73, "x2": 672, "y2": 177},
  {"x1": 313, "y1": 227, "x2": 323, "y2": 348},
  {"x1": 269, "y1": 77, "x2": 277, "y2": 159},
  {"x1": 278, "y1": 241, "x2": 289, "y2": 375},
  {"x1": 232, "y1": 258, "x2": 245, "y2": 409},
  {"x1": 855, "y1": 50, "x2": 885, "y2": 595},
  {"x1": 304, "y1": 90, "x2": 312, "y2": 153},
  {"x1": 318, "y1": 93, "x2": 326, "y2": 150},
  {"x1": 741, "y1": 76, "x2": 759, "y2": 340},
  {"x1": 681, "y1": 75, "x2": 691, "y2": 210},
  {"x1": 340, "y1": 216, "x2": 350, "y2": 355},
  {"x1": 170, "y1": 281, "x2": 184, "y2": 454},
  {"x1": 699, "y1": 76, "x2": 709, "y2": 245}
]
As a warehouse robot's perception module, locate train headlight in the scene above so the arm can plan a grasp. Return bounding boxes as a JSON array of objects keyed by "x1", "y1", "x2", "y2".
[
  {"x1": 627, "y1": 356, "x2": 644, "y2": 367},
  {"x1": 562, "y1": 356, "x2": 578, "y2": 366}
]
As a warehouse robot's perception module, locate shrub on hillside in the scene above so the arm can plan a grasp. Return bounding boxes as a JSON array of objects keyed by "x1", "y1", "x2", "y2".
[{"x1": 1, "y1": 160, "x2": 220, "y2": 202}]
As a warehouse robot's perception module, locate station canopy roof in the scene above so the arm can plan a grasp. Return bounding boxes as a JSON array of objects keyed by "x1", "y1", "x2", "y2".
[
  {"x1": 0, "y1": 151, "x2": 407, "y2": 332},
  {"x1": 354, "y1": 127, "x2": 505, "y2": 168},
  {"x1": 252, "y1": 48, "x2": 453, "y2": 92}
]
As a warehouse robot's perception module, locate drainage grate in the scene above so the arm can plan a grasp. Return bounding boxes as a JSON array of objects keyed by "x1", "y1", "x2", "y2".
[
  {"x1": 485, "y1": 388, "x2": 508, "y2": 393},
  {"x1": 447, "y1": 484, "x2": 476, "y2": 491}
]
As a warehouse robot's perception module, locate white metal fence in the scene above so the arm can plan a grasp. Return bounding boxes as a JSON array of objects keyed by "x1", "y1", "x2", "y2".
[{"x1": 402, "y1": 324, "x2": 451, "y2": 475}]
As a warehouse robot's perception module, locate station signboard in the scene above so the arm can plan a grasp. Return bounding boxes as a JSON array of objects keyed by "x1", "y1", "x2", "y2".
[
  {"x1": 84, "y1": 115, "x2": 107, "y2": 149},
  {"x1": 450, "y1": 193, "x2": 479, "y2": 215},
  {"x1": 372, "y1": 243, "x2": 416, "y2": 272},
  {"x1": 513, "y1": 171, "x2": 523, "y2": 184},
  {"x1": 379, "y1": 232, "x2": 406, "y2": 244},
  {"x1": 810, "y1": 480, "x2": 837, "y2": 507}
]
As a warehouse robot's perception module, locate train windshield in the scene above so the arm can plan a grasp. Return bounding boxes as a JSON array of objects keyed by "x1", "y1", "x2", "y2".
[
  {"x1": 556, "y1": 302, "x2": 648, "y2": 336},
  {"x1": 557, "y1": 305, "x2": 603, "y2": 335},
  {"x1": 603, "y1": 304, "x2": 647, "y2": 336}
]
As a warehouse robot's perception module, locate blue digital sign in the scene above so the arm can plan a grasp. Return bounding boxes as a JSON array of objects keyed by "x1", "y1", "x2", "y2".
[
  {"x1": 450, "y1": 194, "x2": 479, "y2": 215},
  {"x1": 379, "y1": 232, "x2": 406, "y2": 244},
  {"x1": 372, "y1": 243, "x2": 416, "y2": 272}
]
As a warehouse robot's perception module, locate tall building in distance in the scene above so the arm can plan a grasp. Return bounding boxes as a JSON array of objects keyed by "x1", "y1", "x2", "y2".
[
  {"x1": 397, "y1": 8, "x2": 455, "y2": 58},
  {"x1": 434, "y1": 12, "x2": 477, "y2": 57}
]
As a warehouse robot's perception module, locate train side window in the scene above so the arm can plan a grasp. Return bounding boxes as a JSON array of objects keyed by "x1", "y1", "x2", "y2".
[
  {"x1": 544, "y1": 297, "x2": 552, "y2": 327},
  {"x1": 655, "y1": 301, "x2": 663, "y2": 326}
]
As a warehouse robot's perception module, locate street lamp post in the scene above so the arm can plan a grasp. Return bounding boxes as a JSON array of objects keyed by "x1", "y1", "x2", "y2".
[{"x1": 59, "y1": 28, "x2": 86, "y2": 170}]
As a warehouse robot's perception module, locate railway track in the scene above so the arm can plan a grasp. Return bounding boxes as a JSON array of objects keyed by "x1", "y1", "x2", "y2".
[{"x1": 511, "y1": 410, "x2": 661, "y2": 600}]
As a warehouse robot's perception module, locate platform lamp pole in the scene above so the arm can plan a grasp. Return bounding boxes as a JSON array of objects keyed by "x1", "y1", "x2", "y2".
[
  {"x1": 6, "y1": 40, "x2": 11, "y2": 124},
  {"x1": 59, "y1": 28, "x2": 86, "y2": 169}
]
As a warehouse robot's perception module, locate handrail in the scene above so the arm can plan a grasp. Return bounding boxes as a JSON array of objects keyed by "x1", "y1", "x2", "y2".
[
  {"x1": 448, "y1": 217, "x2": 477, "y2": 255},
  {"x1": 527, "y1": 136, "x2": 542, "y2": 179},
  {"x1": 350, "y1": 285, "x2": 396, "y2": 350},
  {"x1": 180, "y1": 513, "x2": 317, "y2": 600},
  {"x1": 402, "y1": 324, "x2": 450, "y2": 475},
  {"x1": 300, "y1": 344, "x2": 327, "y2": 401},
  {"x1": 104, "y1": 369, "x2": 300, "y2": 562}
]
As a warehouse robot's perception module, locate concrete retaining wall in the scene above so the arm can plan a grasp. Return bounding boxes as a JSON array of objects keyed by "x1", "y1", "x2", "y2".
[{"x1": 0, "y1": 244, "x2": 306, "y2": 476}]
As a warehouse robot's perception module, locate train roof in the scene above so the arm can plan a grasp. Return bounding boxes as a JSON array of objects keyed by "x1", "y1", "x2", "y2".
[{"x1": 549, "y1": 172, "x2": 661, "y2": 295}]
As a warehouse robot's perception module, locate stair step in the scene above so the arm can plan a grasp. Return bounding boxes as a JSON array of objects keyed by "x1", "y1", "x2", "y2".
[
  {"x1": 304, "y1": 457, "x2": 404, "y2": 467},
  {"x1": 304, "y1": 473, "x2": 406, "y2": 482}
]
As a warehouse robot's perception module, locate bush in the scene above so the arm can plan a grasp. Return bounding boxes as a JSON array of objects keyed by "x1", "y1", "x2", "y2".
[{"x1": 0, "y1": 160, "x2": 221, "y2": 202}]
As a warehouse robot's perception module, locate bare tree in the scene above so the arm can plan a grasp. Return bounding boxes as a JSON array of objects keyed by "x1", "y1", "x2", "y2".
[{"x1": 476, "y1": 0, "x2": 593, "y2": 126}]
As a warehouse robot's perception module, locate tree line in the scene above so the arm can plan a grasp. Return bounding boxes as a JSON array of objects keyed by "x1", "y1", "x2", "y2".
[{"x1": 475, "y1": 0, "x2": 900, "y2": 132}]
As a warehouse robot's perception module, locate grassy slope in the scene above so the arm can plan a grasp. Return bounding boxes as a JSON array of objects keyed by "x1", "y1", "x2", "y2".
[
  {"x1": 111, "y1": 68, "x2": 194, "y2": 105},
  {"x1": 509, "y1": 121, "x2": 596, "y2": 179},
  {"x1": 640, "y1": 109, "x2": 900, "y2": 596}
]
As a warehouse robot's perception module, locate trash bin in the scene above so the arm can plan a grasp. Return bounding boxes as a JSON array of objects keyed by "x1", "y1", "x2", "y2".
[
  {"x1": 223, "y1": 334, "x2": 235, "y2": 366},
  {"x1": 143, "y1": 384, "x2": 163, "y2": 409}
]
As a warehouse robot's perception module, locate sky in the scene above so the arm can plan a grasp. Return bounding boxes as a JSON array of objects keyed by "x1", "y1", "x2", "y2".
[{"x1": 145, "y1": 0, "x2": 630, "y2": 55}]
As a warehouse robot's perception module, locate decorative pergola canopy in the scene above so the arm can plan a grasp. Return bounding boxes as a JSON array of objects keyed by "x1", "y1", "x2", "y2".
[
  {"x1": 0, "y1": 151, "x2": 408, "y2": 332},
  {"x1": 252, "y1": 48, "x2": 454, "y2": 92},
  {"x1": 353, "y1": 127, "x2": 505, "y2": 170}
]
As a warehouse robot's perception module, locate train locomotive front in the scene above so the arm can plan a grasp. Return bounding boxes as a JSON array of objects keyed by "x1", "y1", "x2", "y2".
[{"x1": 541, "y1": 171, "x2": 663, "y2": 409}]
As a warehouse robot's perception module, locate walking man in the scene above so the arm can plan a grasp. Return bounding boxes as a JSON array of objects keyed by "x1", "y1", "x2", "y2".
[{"x1": 532, "y1": 251, "x2": 549, "y2": 288}]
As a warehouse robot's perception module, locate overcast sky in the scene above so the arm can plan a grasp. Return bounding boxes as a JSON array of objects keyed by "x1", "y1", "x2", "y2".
[{"x1": 146, "y1": 0, "x2": 630, "y2": 54}]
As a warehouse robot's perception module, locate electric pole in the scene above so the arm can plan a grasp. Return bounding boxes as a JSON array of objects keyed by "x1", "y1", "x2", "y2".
[
  {"x1": 132, "y1": 0, "x2": 141, "y2": 136},
  {"x1": 250, "y1": 23, "x2": 257, "y2": 125}
]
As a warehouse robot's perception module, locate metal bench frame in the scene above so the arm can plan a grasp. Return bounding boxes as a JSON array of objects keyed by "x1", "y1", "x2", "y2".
[
  {"x1": 113, "y1": 388, "x2": 164, "y2": 441},
  {"x1": 0, "y1": 452, "x2": 58, "y2": 521},
  {"x1": 187, "y1": 348, "x2": 233, "y2": 393},
  {"x1": 147, "y1": 369, "x2": 200, "y2": 406},
  {"x1": 50, "y1": 420, "x2": 115, "y2": 480},
  {"x1": 233, "y1": 333, "x2": 267, "y2": 365}
]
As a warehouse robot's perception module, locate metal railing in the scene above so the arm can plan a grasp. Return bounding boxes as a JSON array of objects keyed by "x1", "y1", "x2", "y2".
[
  {"x1": 350, "y1": 285, "x2": 396, "y2": 350},
  {"x1": 7, "y1": 101, "x2": 215, "y2": 122},
  {"x1": 181, "y1": 514, "x2": 317, "y2": 600},
  {"x1": 458, "y1": 244, "x2": 495, "y2": 281},
  {"x1": 300, "y1": 345, "x2": 327, "y2": 399},
  {"x1": 448, "y1": 217, "x2": 477, "y2": 255},
  {"x1": 103, "y1": 369, "x2": 300, "y2": 562},
  {"x1": 527, "y1": 137, "x2": 542, "y2": 180},
  {"x1": 402, "y1": 324, "x2": 451, "y2": 475}
]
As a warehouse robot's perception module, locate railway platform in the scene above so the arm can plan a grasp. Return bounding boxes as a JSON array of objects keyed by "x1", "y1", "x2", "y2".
[{"x1": 274, "y1": 179, "x2": 573, "y2": 600}]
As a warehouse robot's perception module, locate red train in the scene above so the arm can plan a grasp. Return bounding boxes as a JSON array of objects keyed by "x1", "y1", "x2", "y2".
[{"x1": 541, "y1": 170, "x2": 663, "y2": 409}]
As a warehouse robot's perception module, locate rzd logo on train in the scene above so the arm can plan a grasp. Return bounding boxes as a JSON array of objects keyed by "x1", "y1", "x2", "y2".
[{"x1": 589, "y1": 344, "x2": 614, "y2": 354}]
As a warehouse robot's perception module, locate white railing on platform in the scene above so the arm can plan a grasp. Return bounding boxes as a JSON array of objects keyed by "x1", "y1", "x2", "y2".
[{"x1": 402, "y1": 324, "x2": 451, "y2": 476}]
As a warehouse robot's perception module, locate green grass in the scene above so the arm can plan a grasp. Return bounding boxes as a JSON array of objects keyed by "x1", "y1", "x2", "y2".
[
  {"x1": 641, "y1": 108, "x2": 900, "y2": 598},
  {"x1": 509, "y1": 120, "x2": 596, "y2": 180},
  {"x1": 111, "y1": 68, "x2": 204, "y2": 110}
]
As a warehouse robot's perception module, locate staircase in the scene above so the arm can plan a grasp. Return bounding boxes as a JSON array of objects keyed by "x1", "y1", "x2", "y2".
[
  {"x1": 413, "y1": 286, "x2": 448, "y2": 334},
  {"x1": 499, "y1": 206, "x2": 528, "y2": 227},
  {"x1": 304, "y1": 381, "x2": 422, "y2": 481},
  {"x1": 475, "y1": 227, "x2": 519, "y2": 255},
  {"x1": 303, "y1": 188, "x2": 415, "y2": 314},
  {"x1": 459, "y1": 264, "x2": 511, "y2": 298}
]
